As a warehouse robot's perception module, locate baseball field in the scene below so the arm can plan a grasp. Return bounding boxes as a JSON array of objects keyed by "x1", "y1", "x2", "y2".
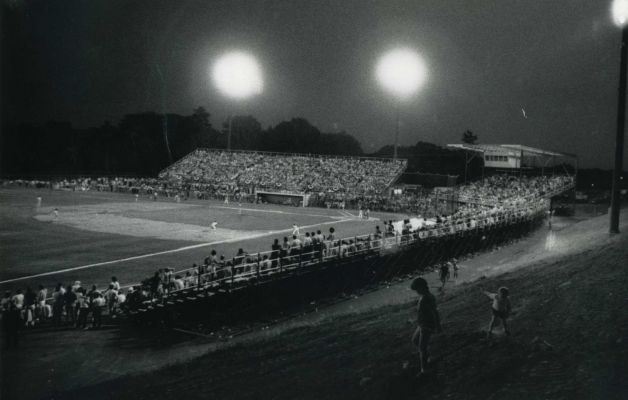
[{"x1": 0, "y1": 186, "x2": 405, "y2": 292}]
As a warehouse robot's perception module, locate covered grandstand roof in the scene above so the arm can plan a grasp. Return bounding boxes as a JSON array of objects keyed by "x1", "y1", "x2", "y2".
[{"x1": 446, "y1": 144, "x2": 576, "y2": 159}]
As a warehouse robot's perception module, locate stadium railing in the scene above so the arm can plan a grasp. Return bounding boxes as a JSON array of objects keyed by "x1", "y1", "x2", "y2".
[{"x1": 127, "y1": 202, "x2": 548, "y2": 313}]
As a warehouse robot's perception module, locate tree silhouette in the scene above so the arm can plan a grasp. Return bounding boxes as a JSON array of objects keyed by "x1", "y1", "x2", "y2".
[{"x1": 462, "y1": 130, "x2": 478, "y2": 144}]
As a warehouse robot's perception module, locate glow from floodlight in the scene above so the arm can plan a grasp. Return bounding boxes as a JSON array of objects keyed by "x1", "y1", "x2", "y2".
[
  {"x1": 212, "y1": 51, "x2": 263, "y2": 99},
  {"x1": 376, "y1": 48, "x2": 427, "y2": 100},
  {"x1": 613, "y1": 0, "x2": 628, "y2": 27}
]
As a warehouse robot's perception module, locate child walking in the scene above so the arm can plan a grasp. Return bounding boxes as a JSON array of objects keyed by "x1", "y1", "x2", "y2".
[
  {"x1": 484, "y1": 287, "x2": 511, "y2": 338},
  {"x1": 411, "y1": 278, "x2": 442, "y2": 376}
]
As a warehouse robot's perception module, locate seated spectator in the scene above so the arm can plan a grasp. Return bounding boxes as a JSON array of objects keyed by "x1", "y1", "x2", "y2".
[{"x1": 173, "y1": 275, "x2": 185, "y2": 291}]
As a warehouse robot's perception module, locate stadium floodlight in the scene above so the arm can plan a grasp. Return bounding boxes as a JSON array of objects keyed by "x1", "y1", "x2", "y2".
[
  {"x1": 376, "y1": 48, "x2": 427, "y2": 100},
  {"x1": 610, "y1": 0, "x2": 628, "y2": 234},
  {"x1": 613, "y1": 0, "x2": 628, "y2": 26},
  {"x1": 212, "y1": 51, "x2": 264, "y2": 150},
  {"x1": 375, "y1": 48, "x2": 428, "y2": 160},
  {"x1": 212, "y1": 51, "x2": 263, "y2": 99}
]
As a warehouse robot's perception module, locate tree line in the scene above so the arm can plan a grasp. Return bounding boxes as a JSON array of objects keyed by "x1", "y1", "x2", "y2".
[{"x1": 1, "y1": 107, "x2": 480, "y2": 179}]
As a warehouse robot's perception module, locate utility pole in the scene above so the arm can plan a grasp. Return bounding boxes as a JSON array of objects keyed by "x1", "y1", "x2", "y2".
[{"x1": 610, "y1": 25, "x2": 628, "y2": 234}]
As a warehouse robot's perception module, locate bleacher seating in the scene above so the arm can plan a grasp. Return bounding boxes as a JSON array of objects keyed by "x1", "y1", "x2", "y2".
[{"x1": 158, "y1": 149, "x2": 407, "y2": 195}]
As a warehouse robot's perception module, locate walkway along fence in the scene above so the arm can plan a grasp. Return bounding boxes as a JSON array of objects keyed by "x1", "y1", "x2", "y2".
[{"x1": 124, "y1": 201, "x2": 549, "y2": 324}]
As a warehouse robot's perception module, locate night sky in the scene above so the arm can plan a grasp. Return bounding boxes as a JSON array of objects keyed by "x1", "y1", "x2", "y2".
[{"x1": 3, "y1": 0, "x2": 627, "y2": 168}]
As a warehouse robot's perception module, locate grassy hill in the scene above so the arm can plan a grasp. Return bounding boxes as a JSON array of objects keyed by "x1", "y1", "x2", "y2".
[{"x1": 43, "y1": 215, "x2": 628, "y2": 400}]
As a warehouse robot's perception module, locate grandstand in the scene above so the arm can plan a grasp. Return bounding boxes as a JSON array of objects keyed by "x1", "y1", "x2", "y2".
[{"x1": 158, "y1": 149, "x2": 407, "y2": 206}]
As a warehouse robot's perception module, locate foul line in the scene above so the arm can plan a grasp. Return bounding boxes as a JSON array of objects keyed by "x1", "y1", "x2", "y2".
[
  {"x1": 0, "y1": 218, "x2": 353, "y2": 286},
  {"x1": 208, "y1": 205, "x2": 346, "y2": 219}
]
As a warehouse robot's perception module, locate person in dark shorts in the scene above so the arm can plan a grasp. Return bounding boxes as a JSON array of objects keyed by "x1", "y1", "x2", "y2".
[
  {"x1": 411, "y1": 277, "x2": 442, "y2": 376},
  {"x1": 438, "y1": 263, "x2": 450, "y2": 291},
  {"x1": 484, "y1": 287, "x2": 511, "y2": 338}
]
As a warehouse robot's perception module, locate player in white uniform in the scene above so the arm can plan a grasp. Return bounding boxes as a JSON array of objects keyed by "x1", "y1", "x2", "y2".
[
  {"x1": 37, "y1": 196, "x2": 42, "y2": 208},
  {"x1": 292, "y1": 224, "x2": 300, "y2": 236},
  {"x1": 211, "y1": 221, "x2": 218, "y2": 230}
]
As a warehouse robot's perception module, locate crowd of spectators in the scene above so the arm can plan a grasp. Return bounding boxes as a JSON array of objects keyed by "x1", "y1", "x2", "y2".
[
  {"x1": 456, "y1": 174, "x2": 574, "y2": 207},
  {"x1": 2, "y1": 151, "x2": 573, "y2": 216},
  {"x1": 2, "y1": 277, "x2": 125, "y2": 346},
  {"x1": 1, "y1": 173, "x2": 570, "y2": 342},
  {"x1": 159, "y1": 149, "x2": 406, "y2": 196}
]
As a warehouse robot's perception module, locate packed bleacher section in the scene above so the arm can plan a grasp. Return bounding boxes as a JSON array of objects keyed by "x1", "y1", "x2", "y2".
[
  {"x1": 456, "y1": 174, "x2": 574, "y2": 207},
  {"x1": 158, "y1": 149, "x2": 406, "y2": 195},
  {"x1": 1, "y1": 174, "x2": 575, "y2": 330}
]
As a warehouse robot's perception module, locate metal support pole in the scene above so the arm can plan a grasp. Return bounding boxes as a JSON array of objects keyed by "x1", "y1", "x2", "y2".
[
  {"x1": 611, "y1": 25, "x2": 628, "y2": 234},
  {"x1": 393, "y1": 104, "x2": 400, "y2": 161},
  {"x1": 464, "y1": 150, "x2": 468, "y2": 184},
  {"x1": 227, "y1": 115, "x2": 233, "y2": 151}
]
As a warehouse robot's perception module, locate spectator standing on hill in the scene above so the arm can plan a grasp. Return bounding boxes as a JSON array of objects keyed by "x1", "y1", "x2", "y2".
[
  {"x1": 452, "y1": 259, "x2": 459, "y2": 279},
  {"x1": 438, "y1": 263, "x2": 450, "y2": 291},
  {"x1": 76, "y1": 290, "x2": 90, "y2": 329},
  {"x1": 36, "y1": 285, "x2": 50, "y2": 320},
  {"x1": 91, "y1": 293, "x2": 105, "y2": 329},
  {"x1": 411, "y1": 277, "x2": 442, "y2": 377},
  {"x1": 52, "y1": 284, "x2": 65, "y2": 326},
  {"x1": 104, "y1": 284, "x2": 119, "y2": 316},
  {"x1": 24, "y1": 287, "x2": 36, "y2": 327},
  {"x1": 110, "y1": 277, "x2": 120, "y2": 291},
  {"x1": 484, "y1": 287, "x2": 512, "y2": 338},
  {"x1": 63, "y1": 286, "x2": 77, "y2": 325},
  {"x1": 271, "y1": 239, "x2": 281, "y2": 267},
  {"x1": 327, "y1": 227, "x2": 336, "y2": 241},
  {"x1": 72, "y1": 281, "x2": 82, "y2": 293},
  {"x1": 87, "y1": 285, "x2": 100, "y2": 302},
  {"x1": 11, "y1": 289, "x2": 24, "y2": 311},
  {"x1": 1, "y1": 291, "x2": 12, "y2": 311},
  {"x1": 234, "y1": 248, "x2": 247, "y2": 266},
  {"x1": 291, "y1": 235, "x2": 302, "y2": 249},
  {"x1": 281, "y1": 236, "x2": 290, "y2": 257}
]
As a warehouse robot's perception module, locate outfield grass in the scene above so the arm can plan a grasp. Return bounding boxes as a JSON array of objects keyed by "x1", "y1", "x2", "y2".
[{"x1": 0, "y1": 187, "x2": 406, "y2": 292}]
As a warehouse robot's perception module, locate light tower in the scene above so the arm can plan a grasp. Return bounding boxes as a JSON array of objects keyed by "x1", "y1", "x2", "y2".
[
  {"x1": 610, "y1": 0, "x2": 628, "y2": 233},
  {"x1": 212, "y1": 51, "x2": 264, "y2": 151},
  {"x1": 376, "y1": 48, "x2": 428, "y2": 160}
]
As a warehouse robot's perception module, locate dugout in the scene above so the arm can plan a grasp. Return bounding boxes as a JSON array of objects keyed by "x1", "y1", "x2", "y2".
[{"x1": 256, "y1": 190, "x2": 311, "y2": 207}]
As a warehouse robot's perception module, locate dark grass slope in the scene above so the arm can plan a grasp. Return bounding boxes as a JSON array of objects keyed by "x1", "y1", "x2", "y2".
[{"x1": 52, "y1": 229, "x2": 628, "y2": 399}]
